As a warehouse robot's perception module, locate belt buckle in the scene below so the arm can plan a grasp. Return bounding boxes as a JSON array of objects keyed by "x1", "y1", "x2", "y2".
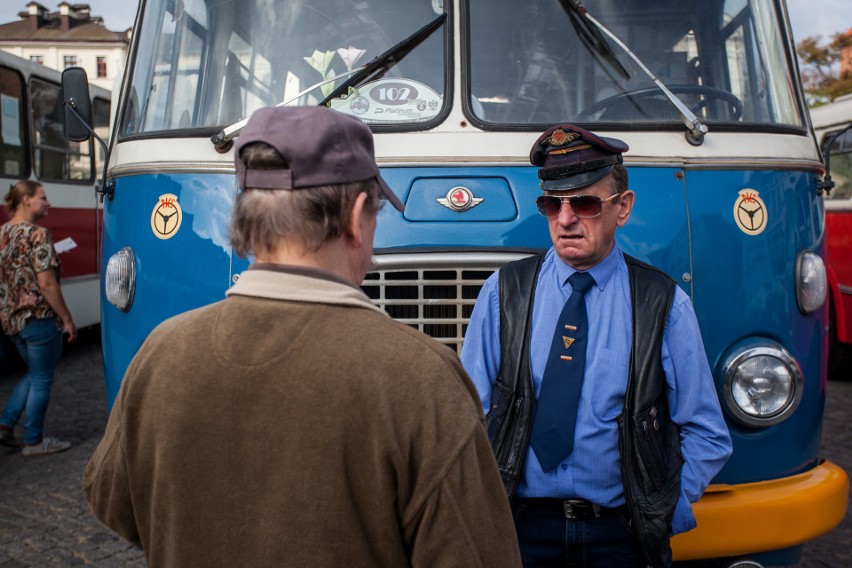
[{"x1": 563, "y1": 499, "x2": 600, "y2": 520}]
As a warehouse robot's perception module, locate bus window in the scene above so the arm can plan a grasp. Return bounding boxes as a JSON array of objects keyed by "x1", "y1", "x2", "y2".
[
  {"x1": 30, "y1": 78, "x2": 93, "y2": 182},
  {"x1": 0, "y1": 65, "x2": 27, "y2": 178},
  {"x1": 467, "y1": 0, "x2": 802, "y2": 128},
  {"x1": 121, "y1": 0, "x2": 448, "y2": 137},
  {"x1": 824, "y1": 129, "x2": 852, "y2": 200}
]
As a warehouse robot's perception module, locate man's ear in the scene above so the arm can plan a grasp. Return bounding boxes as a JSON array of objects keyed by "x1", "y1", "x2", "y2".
[
  {"x1": 346, "y1": 192, "x2": 370, "y2": 247},
  {"x1": 616, "y1": 190, "x2": 635, "y2": 228}
]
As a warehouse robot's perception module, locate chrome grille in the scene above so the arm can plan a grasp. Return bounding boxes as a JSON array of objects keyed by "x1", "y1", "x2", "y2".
[{"x1": 362, "y1": 252, "x2": 533, "y2": 352}]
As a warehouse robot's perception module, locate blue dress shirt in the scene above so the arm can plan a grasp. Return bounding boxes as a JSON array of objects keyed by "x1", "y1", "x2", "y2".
[{"x1": 460, "y1": 245, "x2": 732, "y2": 534}]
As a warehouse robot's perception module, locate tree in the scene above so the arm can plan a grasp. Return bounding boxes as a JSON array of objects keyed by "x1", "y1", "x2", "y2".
[{"x1": 797, "y1": 31, "x2": 852, "y2": 106}]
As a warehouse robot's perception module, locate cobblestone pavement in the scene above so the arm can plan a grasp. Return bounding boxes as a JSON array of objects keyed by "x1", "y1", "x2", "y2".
[
  {"x1": 0, "y1": 328, "x2": 849, "y2": 567},
  {"x1": 0, "y1": 328, "x2": 145, "y2": 567}
]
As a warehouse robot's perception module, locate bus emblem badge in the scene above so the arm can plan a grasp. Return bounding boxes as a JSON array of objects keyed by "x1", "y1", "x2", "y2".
[
  {"x1": 151, "y1": 193, "x2": 183, "y2": 240},
  {"x1": 733, "y1": 189, "x2": 767, "y2": 236},
  {"x1": 437, "y1": 186, "x2": 483, "y2": 212}
]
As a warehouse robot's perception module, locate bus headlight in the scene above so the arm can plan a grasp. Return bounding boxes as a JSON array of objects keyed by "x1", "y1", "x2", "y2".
[
  {"x1": 105, "y1": 247, "x2": 136, "y2": 311},
  {"x1": 796, "y1": 251, "x2": 826, "y2": 315},
  {"x1": 722, "y1": 343, "x2": 802, "y2": 427}
]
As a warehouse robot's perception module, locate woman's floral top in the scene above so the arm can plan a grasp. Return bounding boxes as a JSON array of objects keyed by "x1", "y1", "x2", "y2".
[{"x1": 0, "y1": 222, "x2": 61, "y2": 336}]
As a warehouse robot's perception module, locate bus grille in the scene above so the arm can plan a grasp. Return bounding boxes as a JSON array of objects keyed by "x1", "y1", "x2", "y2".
[{"x1": 361, "y1": 253, "x2": 534, "y2": 353}]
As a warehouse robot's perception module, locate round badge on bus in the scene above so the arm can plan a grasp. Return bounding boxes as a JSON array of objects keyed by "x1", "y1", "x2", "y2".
[
  {"x1": 733, "y1": 189, "x2": 767, "y2": 236},
  {"x1": 437, "y1": 186, "x2": 484, "y2": 212},
  {"x1": 151, "y1": 193, "x2": 183, "y2": 240}
]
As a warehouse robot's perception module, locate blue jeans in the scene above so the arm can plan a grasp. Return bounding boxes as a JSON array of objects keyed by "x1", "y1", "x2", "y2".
[
  {"x1": 0, "y1": 317, "x2": 63, "y2": 444},
  {"x1": 512, "y1": 500, "x2": 651, "y2": 568}
]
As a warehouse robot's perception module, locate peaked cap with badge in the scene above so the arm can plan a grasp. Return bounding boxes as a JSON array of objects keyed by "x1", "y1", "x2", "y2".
[{"x1": 530, "y1": 124, "x2": 629, "y2": 191}]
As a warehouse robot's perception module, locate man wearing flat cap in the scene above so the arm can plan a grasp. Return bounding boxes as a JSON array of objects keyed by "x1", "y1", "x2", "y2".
[
  {"x1": 84, "y1": 106, "x2": 521, "y2": 567},
  {"x1": 461, "y1": 124, "x2": 731, "y2": 568}
]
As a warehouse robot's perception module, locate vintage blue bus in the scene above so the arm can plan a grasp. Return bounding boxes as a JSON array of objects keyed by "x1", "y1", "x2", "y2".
[{"x1": 72, "y1": 0, "x2": 847, "y2": 565}]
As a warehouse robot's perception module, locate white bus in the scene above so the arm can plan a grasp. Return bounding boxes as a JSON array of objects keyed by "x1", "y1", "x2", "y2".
[{"x1": 0, "y1": 50, "x2": 111, "y2": 328}]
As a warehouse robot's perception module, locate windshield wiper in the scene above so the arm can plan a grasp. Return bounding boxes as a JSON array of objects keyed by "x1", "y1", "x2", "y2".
[
  {"x1": 560, "y1": 0, "x2": 709, "y2": 145},
  {"x1": 211, "y1": 13, "x2": 446, "y2": 151},
  {"x1": 211, "y1": 67, "x2": 365, "y2": 150},
  {"x1": 318, "y1": 13, "x2": 446, "y2": 106},
  {"x1": 559, "y1": 0, "x2": 630, "y2": 81}
]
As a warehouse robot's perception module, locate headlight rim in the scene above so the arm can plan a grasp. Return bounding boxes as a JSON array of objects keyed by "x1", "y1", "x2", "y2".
[{"x1": 722, "y1": 342, "x2": 803, "y2": 428}]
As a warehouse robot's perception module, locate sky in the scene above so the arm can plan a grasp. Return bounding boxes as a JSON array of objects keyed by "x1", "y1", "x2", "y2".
[
  {"x1": 786, "y1": 0, "x2": 851, "y2": 43},
  {"x1": 0, "y1": 0, "x2": 848, "y2": 46},
  {"x1": 0, "y1": 1, "x2": 139, "y2": 31}
]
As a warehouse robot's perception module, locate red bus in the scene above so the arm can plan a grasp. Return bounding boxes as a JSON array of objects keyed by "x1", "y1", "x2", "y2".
[{"x1": 812, "y1": 93, "x2": 852, "y2": 380}]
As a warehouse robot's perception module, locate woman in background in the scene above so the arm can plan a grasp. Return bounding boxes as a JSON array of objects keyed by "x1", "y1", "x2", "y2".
[{"x1": 0, "y1": 181, "x2": 76, "y2": 456}]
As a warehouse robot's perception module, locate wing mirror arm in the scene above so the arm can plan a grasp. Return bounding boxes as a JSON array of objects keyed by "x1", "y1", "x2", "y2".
[{"x1": 62, "y1": 67, "x2": 113, "y2": 201}]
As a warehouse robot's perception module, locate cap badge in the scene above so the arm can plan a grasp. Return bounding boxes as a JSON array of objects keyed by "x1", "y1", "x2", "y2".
[
  {"x1": 544, "y1": 129, "x2": 581, "y2": 146},
  {"x1": 548, "y1": 143, "x2": 592, "y2": 156},
  {"x1": 437, "y1": 186, "x2": 483, "y2": 212}
]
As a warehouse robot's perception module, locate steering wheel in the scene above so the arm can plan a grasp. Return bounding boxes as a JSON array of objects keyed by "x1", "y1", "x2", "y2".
[{"x1": 579, "y1": 85, "x2": 743, "y2": 122}]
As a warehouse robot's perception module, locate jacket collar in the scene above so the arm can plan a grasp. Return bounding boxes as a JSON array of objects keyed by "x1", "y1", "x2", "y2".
[{"x1": 226, "y1": 265, "x2": 384, "y2": 314}]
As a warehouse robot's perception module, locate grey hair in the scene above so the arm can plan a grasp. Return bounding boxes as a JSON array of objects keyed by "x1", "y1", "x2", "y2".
[
  {"x1": 608, "y1": 164, "x2": 628, "y2": 195},
  {"x1": 230, "y1": 142, "x2": 383, "y2": 258}
]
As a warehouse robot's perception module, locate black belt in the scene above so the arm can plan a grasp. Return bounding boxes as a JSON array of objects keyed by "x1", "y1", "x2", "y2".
[{"x1": 513, "y1": 497, "x2": 626, "y2": 520}]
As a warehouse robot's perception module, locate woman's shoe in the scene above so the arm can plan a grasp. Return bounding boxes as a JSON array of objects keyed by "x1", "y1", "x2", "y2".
[{"x1": 21, "y1": 437, "x2": 71, "y2": 456}]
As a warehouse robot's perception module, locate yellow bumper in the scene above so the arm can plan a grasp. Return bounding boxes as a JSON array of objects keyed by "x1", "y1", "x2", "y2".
[{"x1": 672, "y1": 460, "x2": 848, "y2": 561}]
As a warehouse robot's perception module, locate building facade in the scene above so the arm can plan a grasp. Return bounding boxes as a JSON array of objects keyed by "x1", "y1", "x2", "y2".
[
  {"x1": 841, "y1": 28, "x2": 852, "y2": 81},
  {"x1": 0, "y1": 2, "x2": 129, "y2": 91}
]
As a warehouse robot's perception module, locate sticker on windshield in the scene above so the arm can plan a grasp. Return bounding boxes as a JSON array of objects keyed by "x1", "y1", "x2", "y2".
[
  {"x1": 331, "y1": 78, "x2": 441, "y2": 124},
  {"x1": 733, "y1": 189, "x2": 767, "y2": 236},
  {"x1": 151, "y1": 194, "x2": 182, "y2": 240}
]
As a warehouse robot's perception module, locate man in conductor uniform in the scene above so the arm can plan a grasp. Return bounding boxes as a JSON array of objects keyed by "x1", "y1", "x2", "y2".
[{"x1": 461, "y1": 124, "x2": 732, "y2": 568}]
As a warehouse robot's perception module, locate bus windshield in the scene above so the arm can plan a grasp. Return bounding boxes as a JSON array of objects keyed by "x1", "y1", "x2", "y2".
[
  {"x1": 121, "y1": 0, "x2": 448, "y2": 137},
  {"x1": 468, "y1": 0, "x2": 801, "y2": 128},
  {"x1": 121, "y1": 0, "x2": 802, "y2": 137}
]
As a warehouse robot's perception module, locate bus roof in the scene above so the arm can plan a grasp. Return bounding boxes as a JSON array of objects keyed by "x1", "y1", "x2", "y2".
[{"x1": 811, "y1": 94, "x2": 852, "y2": 134}]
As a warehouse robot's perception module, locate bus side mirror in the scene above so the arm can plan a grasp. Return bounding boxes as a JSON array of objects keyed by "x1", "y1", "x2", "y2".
[
  {"x1": 61, "y1": 67, "x2": 93, "y2": 142},
  {"x1": 819, "y1": 124, "x2": 852, "y2": 196}
]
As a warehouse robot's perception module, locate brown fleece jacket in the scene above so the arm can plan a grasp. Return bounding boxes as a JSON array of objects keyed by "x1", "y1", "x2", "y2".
[{"x1": 84, "y1": 267, "x2": 521, "y2": 568}]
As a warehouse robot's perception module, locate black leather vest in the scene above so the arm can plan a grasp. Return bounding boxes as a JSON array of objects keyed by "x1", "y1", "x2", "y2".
[{"x1": 487, "y1": 253, "x2": 681, "y2": 568}]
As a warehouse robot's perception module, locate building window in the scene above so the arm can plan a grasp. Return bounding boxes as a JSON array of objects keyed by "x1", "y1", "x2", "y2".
[
  {"x1": 29, "y1": 55, "x2": 44, "y2": 65},
  {"x1": 63, "y1": 55, "x2": 78, "y2": 69},
  {"x1": 97, "y1": 56, "x2": 107, "y2": 78}
]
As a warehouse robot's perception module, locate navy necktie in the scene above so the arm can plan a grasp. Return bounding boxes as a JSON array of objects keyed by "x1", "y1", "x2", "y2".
[{"x1": 530, "y1": 271, "x2": 596, "y2": 472}]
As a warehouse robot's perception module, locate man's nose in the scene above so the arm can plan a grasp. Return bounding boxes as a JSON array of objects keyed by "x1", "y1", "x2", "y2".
[{"x1": 556, "y1": 200, "x2": 578, "y2": 224}]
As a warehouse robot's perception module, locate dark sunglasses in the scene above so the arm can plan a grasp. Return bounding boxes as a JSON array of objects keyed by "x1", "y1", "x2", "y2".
[{"x1": 535, "y1": 193, "x2": 620, "y2": 218}]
